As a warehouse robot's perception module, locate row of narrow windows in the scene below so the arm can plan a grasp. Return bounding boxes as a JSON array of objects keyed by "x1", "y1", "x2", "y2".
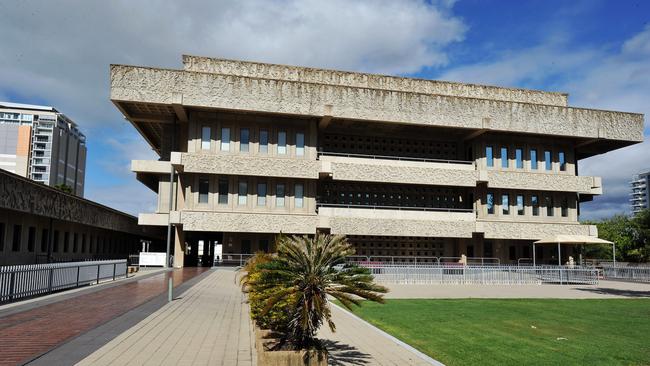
[
  {"x1": 0, "y1": 222, "x2": 131, "y2": 255},
  {"x1": 201, "y1": 126, "x2": 305, "y2": 156},
  {"x1": 486, "y1": 193, "x2": 570, "y2": 217},
  {"x1": 198, "y1": 178, "x2": 305, "y2": 208},
  {"x1": 486, "y1": 146, "x2": 567, "y2": 171}
]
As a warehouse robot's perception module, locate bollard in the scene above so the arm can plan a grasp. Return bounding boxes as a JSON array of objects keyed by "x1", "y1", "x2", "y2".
[{"x1": 168, "y1": 276, "x2": 173, "y2": 302}]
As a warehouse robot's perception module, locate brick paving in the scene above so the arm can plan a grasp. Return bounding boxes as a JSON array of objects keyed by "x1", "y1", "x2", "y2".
[
  {"x1": 77, "y1": 269, "x2": 254, "y2": 366},
  {"x1": 0, "y1": 267, "x2": 209, "y2": 366}
]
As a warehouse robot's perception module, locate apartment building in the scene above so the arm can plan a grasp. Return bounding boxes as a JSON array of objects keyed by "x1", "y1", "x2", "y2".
[
  {"x1": 110, "y1": 55, "x2": 644, "y2": 267},
  {"x1": 630, "y1": 170, "x2": 650, "y2": 215},
  {"x1": 0, "y1": 102, "x2": 86, "y2": 196}
]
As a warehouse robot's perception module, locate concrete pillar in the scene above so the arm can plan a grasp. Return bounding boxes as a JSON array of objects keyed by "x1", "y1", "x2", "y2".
[{"x1": 174, "y1": 225, "x2": 185, "y2": 268}]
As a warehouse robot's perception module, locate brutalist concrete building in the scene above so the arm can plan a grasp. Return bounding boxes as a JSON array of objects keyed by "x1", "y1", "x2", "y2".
[{"x1": 109, "y1": 55, "x2": 644, "y2": 267}]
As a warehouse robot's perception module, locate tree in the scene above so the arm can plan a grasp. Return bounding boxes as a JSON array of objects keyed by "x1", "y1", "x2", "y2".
[
  {"x1": 53, "y1": 184, "x2": 73, "y2": 194},
  {"x1": 592, "y1": 209, "x2": 650, "y2": 262},
  {"x1": 629, "y1": 209, "x2": 650, "y2": 261},
  {"x1": 251, "y1": 234, "x2": 387, "y2": 349}
]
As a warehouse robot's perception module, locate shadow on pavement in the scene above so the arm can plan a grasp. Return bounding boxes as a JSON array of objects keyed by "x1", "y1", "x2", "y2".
[
  {"x1": 575, "y1": 287, "x2": 650, "y2": 298},
  {"x1": 322, "y1": 339, "x2": 372, "y2": 365}
]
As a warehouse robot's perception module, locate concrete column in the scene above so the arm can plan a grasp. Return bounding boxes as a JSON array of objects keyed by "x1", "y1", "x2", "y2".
[{"x1": 174, "y1": 225, "x2": 185, "y2": 268}]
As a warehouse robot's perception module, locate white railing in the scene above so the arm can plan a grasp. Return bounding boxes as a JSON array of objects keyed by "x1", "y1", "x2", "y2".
[
  {"x1": 0, "y1": 260, "x2": 127, "y2": 303},
  {"x1": 361, "y1": 264, "x2": 599, "y2": 285},
  {"x1": 601, "y1": 265, "x2": 650, "y2": 283},
  {"x1": 218, "y1": 253, "x2": 255, "y2": 267}
]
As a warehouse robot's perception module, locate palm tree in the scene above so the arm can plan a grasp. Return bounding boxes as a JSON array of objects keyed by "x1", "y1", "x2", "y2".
[{"x1": 254, "y1": 233, "x2": 387, "y2": 349}]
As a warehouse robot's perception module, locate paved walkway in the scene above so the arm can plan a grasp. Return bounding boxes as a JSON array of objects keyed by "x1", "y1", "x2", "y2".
[
  {"x1": 382, "y1": 280, "x2": 650, "y2": 299},
  {"x1": 0, "y1": 267, "x2": 209, "y2": 366},
  {"x1": 77, "y1": 269, "x2": 254, "y2": 366}
]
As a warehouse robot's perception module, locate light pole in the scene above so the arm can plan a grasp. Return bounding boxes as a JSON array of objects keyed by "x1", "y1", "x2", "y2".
[{"x1": 165, "y1": 164, "x2": 175, "y2": 302}]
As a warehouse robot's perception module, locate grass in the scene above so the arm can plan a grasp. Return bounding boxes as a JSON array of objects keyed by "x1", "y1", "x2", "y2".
[{"x1": 339, "y1": 299, "x2": 650, "y2": 366}]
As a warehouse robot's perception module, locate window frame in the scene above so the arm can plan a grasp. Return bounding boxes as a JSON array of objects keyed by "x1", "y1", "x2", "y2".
[
  {"x1": 238, "y1": 180, "x2": 248, "y2": 206},
  {"x1": 240, "y1": 128, "x2": 250, "y2": 153},
  {"x1": 276, "y1": 183, "x2": 286, "y2": 207},
  {"x1": 486, "y1": 146, "x2": 494, "y2": 167},
  {"x1": 198, "y1": 177, "x2": 210, "y2": 204},
  {"x1": 277, "y1": 131, "x2": 287, "y2": 155},
  {"x1": 220, "y1": 127, "x2": 231, "y2": 152},
  {"x1": 201, "y1": 126, "x2": 211, "y2": 150},
  {"x1": 257, "y1": 182, "x2": 267, "y2": 206},
  {"x1": 295, "y1": 183, "x2": 304, "y2": 208}
]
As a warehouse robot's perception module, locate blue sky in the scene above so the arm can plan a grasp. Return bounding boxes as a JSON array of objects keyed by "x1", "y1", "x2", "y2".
[{"x1": 0, "y1": 0, "x2": 648, "y2": 219}]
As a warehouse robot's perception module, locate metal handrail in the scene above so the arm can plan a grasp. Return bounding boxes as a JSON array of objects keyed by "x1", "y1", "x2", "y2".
[
  {"x1": 317, "y1": 150, "x2": 474, "y2": 165},
  {"x1": 317, "y1": 203, "x2": 473, "y2": 213},
  {"x1": 0, "y1": 260, "x2": 127, "y2": 304}
]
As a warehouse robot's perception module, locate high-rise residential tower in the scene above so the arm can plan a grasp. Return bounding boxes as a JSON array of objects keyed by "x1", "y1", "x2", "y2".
[
  {"x1": 630, "y1": 170, "x2": 650, "y2": 215},
  {"x1": 0, "y1": 102, "x2": 86, "y2": 196},
  {"x1": 110, "y1": 55, "x2": 644, "y2": 267}
]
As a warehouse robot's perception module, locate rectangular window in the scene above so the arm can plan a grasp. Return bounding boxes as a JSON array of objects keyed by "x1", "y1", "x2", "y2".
[
  {"x1": 559, "y1": 151, "x2": 566, "y2": 171},
  {"x1": 276, "y1": 183, "x2": 285, "y2": 207},
  {"x1": 296, "y1": 132, "x2": 305, "y2": 156},
  {"x1": 295, "y1": 183, "x2": 304, "y2": 208},
  {"x1": 82, "y1": 234, "x2": 86, "y2": 253},
  {"x1": 238, "y1": 181, "x2": 248, "y2": 205},
  {"x1": 259, "y1": 130, "x2": 269, "y2": 154},
  {"x1": 530, "y1": 149, "x2": 538, "y2": 170},
  {"x1": 0, "y1": 223, "x2": 4, "y2": 251},
  {"x1": 545, "y1": 150, "x2": 552, "y2": 171},
  {"x1": 12, "y1": 225, "x2": 21, "y2": 252},
  {"x1": 220, "y1": 127, "x2": 230, "y2": 151},
  {"x1": 73, "y1": 233, "x2": 78, "y2": 253},
  {"x1": 516, "y1": 195, "x2": 524, "y2": 215},
  {"x1": 198, "y1": 178, "x2": 209, "y2": 204},
  {"x1": 41, "y1": 229, "x2": 48, "y2": 252},
  {"x1": 487, "y1": 193, "x2": 494, "y2": 214},
  {"x1": 240, "y1": 128, "x2": 249, "y2": 152},
  {"x1": 502, "y1": 194, "x2": 510, "y2": 215},
  {"x1": 486, "y1": 146, "x2": 494, "y2": 167},
  {"x1": 218, "y1": 179, "x2": 229, "y2": 205},
  {"x1": 532, "y1": 195, "x2": 539, "y2": 216},
  {"x1": 501, "y1": 147, "x2": 509, "y2": 168},
  {"x1": 545, "y1": 196, "x2": 554, "y2": 216},
  {"x1": 201, "y1": 126, "x2": 211, "y2": 150},
  {"x1": 28, "y1": 227, "x2": 36, "y2": 252},
  {"x1": 515, "y1": 148, "x2": 523, "y2": 169},
  {"x1": 63, "y1": 232, "x2": 69, "y2": 252},
  {"x1": 277, "y1": 131, "x2": 287, "y2": 155},
  {"x1": 53, "y1": 231, "x2": 59, "y2": 252},
  {"x1": 257, "y1": 183, "x2": 267, "y2": 206},
  {"x1": 561, "y1": 197, "x2": 569, "y2": 217}
]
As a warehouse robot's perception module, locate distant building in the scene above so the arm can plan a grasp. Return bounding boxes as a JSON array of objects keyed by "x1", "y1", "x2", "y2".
[
  {"x1": 0, "y1": 102, "x2": 86, "y2": 196},
  {"x1": 630, "y1": 170, "x2": 650, "y2": 215}
]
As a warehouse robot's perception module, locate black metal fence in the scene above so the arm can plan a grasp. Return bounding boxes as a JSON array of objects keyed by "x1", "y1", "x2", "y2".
[{"x1": 0, "y1": 260, "x2": 127, "y2": 304}]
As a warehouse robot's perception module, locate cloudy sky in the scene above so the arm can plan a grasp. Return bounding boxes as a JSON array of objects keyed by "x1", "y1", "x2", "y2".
[{"x1": 0, "y1": 0, "x2": 647, "y2": 219}]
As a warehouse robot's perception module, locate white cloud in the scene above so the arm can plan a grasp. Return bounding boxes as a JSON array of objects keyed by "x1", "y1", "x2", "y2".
[{"x1": 0, "y1": 0, "x2": 466, "y2": 214}]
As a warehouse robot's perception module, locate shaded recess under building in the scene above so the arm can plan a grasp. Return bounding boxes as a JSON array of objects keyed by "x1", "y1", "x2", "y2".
[
  {"x1": 110, "y1": 55, "x2": 644, "y2": 267},
  {"x1": 0, "y1": 169, "x2": 165, "y2": 266}
]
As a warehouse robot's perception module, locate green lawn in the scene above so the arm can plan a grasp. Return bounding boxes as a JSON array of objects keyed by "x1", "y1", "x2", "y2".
[{"x1": 341, "y1": 299, "x2": 650, "y2": 366}]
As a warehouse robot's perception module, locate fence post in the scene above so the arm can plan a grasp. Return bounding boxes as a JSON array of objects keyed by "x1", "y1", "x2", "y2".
[
  {"x1": 76, "y1": 266, "x2": 80, "y2": 287},
  {"x1": 9, "y1": 271, "x2": 16, "y2": 301},
  {"x1": 96, "y1": 264, "x2": 101, "y2": 284},
  {"x1": 48, "y1": 267, "x2": 54, "y2": 293},
  {"x1": 113, "y1": 263, "x2": 117, "y2": 281}
]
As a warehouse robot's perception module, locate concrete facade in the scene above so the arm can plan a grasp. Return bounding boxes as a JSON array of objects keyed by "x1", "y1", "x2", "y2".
[
  {"x1": 0, "y1": 169, "x2": 163, "y2": 265},
  {"x1": 0, "y1": 102, "x2": 87, "y2": 196},
  {"x1": 111, "y1": 55, "x2": 644, "y2": 266}
]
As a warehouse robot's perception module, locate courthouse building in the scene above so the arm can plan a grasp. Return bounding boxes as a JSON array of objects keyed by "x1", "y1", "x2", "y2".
[{"x1": 110, "y1": 55, "x2": 643, "y2": 267}]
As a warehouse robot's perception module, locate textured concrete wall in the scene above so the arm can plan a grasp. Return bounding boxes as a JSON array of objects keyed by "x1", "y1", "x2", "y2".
[
  {"x1": 110, "y1": 65, "x2": 644, "y2": 142},
  {"x1": 486, "y1": 171, "x2": 601, "y2": 194},
  {"x1": 181, "y1": 153, "x2": 320, "y2": 179},
  {"x1": 328, "y1": 217, "x2": 475, "y2": 238},
  {"x1": 182, "y1": 55, "x2": 569, "y2": 106},
  {"x1": 181, "y1": 211, "x2": 318, "y2": 233},
  {"x1": 479, "y1": 220, "x2": 594, "y2": 240},
  {"x1": 326, "y1": 158, "x2": 478, "y2": 187},
  {"x1": 0, "y1": 169, "x2": 143, "y2": 235}
]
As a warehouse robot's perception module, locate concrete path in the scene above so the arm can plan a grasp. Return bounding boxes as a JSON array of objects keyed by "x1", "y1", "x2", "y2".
[
  {"x1": 382, "y1": 280, "x2": 650, "y2": 299},
  {"x1": 76, "y1": 269, "x2": 255, "y2": 366},
  {"x1": 0, "y1": 267, "x2": 209, "y2": 366},
  {"x1": 319, "y1": 305, "x2": 440, "y2": 366}
]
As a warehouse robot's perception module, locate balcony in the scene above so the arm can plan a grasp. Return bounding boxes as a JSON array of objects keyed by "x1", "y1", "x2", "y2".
[
  {"x1": 317, "y1": 203, "x2": 475, "y2": 238},
  {"x1": 179, "y1": 152, "x2": 320, "y2": 180},
  {"x1": 485, "y1": 170, "x2": 602, "y2": 194},
  {"x1": 477, "y1": 220, "x2": 596, "y2": 240},
  {"x1": 319, "y1": 151, "x2": 477, "y2": 187}
]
